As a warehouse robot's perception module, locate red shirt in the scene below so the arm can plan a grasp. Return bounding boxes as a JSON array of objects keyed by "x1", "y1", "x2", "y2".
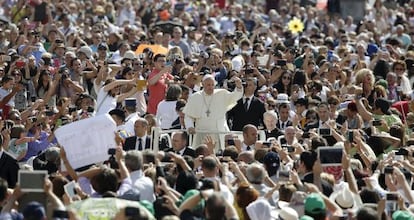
[
  {"x1": 147, "y1": 69, "x2": 173, "y2": 114},
  {"x1": 392, "y1": 101, "x2": 409, "y2": 122}
]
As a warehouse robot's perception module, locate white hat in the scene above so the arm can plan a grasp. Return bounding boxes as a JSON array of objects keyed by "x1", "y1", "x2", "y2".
[
  {"x1": 246, "y1": 199, "x2": 272, "y2": 220},
  {"x1": 288, "y1": 191, "x2": 307, "y2": 216},
  {"x1": 78, "y1": 46, "x2": 93, "y2": 59},
  {"x1": 276, "y1": 93, "x2": 290, "y2": 104},
  {"x1": 123, "y1": 50, "x2": 136, "y2": 60},
  {"x1": 278, "y1": 207, "x2": 299, "y2": 220},
  {"x1": 329, "y1": 185, "x2": 354, "y2": 209},
  {"x1": 202, "y1": 74, "x2": 215, "y2": 82}
]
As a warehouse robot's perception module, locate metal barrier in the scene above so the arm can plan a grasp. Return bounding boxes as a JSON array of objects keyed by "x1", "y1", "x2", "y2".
[{"x1": 150, "y1": 127, "x2": 266, "y2": 152}]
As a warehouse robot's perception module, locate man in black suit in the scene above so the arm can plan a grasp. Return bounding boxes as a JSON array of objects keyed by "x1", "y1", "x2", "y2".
[
  {"x1": 166, "y1": 131, "x2": 195, "y2": 158},
  {"x1": 0, "y1": 142, "x2": 19, "y2": 188},
  {"x1": 227, "y1": 77, "x2": 266, "y2": 131},
  {"x1": 276, "y1": 103, "x2": 293, "y2": 131},
  {"x1": 123, "y1": 118, "x2": 151, "y2": 151}
]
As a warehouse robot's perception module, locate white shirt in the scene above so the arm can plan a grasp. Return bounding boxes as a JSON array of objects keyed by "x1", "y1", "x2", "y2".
[
  {"x1": 109, "y1": 50, "x2": 122, "y2": 65},
  {"x1": 0, "y1": 87, "x2": 14, "y2": 107},
  {"x1": 95, "y1": 86, "x2": 117, "y2": 116},
  {"x1": 135, "y1": 135, "x2": 148, "y2": 150},
  {"x1": 124, "y1": 113, "x2": 140, "y2": 136},
  {"x1": 135, "y1": 89, "x2": 147, "y2": 116},
  {"x1": 242, "y1": 142, "x2": 254, "y2": 152},
  {"x1": 204, "y1": 176, "x2": 234, "y2": 204},
  {"x1": 117, "y1": 7, "x2": 136, "y2": 26},
  {"x1": 130, "y1": 170, "x2": 155, "y2": 202},
  {"x1": 156, "y1": 100, "x2": 178, "y2": 129},
  {"x1": 176, "y1": 147, "x2": 186, "y2": 156},
  {"x1": 278, "y1": 120, "x2": 289, "y2": 130}
]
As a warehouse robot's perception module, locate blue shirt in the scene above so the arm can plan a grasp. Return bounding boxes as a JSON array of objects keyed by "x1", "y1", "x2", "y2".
[{"x1": 23, "y1": 131, "x2": 54, "y2": 161}]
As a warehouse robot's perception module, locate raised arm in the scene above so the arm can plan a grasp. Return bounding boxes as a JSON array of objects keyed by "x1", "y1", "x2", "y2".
[
  {"x1": 356, "y1": 97, "x2": 373, "y2": 122},
  {"x1": 148, "y1": 66, "x2": 172, "y2": 86},
  {"x1": 116, "y1": 86, "x2": 137, "y2": 103},
  {"x1": 104, "y1": 79, "x2": 136, "y2": 92}
]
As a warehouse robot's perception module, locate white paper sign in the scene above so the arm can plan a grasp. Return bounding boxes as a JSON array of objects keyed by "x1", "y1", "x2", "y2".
[{"x1": 55, "y1": 114, "x2": 117, "y2": 170}]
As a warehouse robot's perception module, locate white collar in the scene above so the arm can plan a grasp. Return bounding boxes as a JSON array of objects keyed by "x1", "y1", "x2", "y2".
[
  {"x1": 244, "y1": 95, "x2": 254, "y2": 100},
  {"x1": 177, "y1": 147, "x2": 186, "y2": 155},
  {"x1": 0, "y1": 150, "x2": 3, "y2": 159},
  {"x1": 204, "y1": 176, "x2": 220, "y2": 181},
  {"x1": 130, "y1": 170, "x2": 143, "y2": 178},
  {"x1": 242, "y1": 143, "x2": 254, "y2": 151},
  {"x1": 125, "y1": 113, "x2": 138, "y2": 121}
]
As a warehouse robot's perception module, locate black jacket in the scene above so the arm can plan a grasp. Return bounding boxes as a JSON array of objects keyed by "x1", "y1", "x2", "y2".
[
  {"x1": 0, "y1": 151, "x2": 19, "y2": 188},
  {"x1": 227, "y1": 97, "x2": 266, "y2": 131},
  {"x1": 123, "y1": 136, "x2": 151, "y2": 151}
]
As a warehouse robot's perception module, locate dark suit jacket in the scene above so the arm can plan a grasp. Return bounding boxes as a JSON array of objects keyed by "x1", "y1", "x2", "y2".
[
  {"x1": 303, "y1": 122, "x2": 319, "y2": 132},
  {"x1": 123, "y1": 136, "x2": 151, "y2": 151},
  {"x1": 162, "y1": 147, "x2": 196, "y2": 162},
  {"x1": 0, "y1": 151, "x2": 19, "y2": 188},
  {"x1": 227, "y1": 97, "x2": 266, "y2": 131},
  {"x1": 171, "y1": 117, "x2": 183, "y2": 129},
  {"x1": 166, "y1": 147, "x2": 196, "y2": 158},
  {"x1": 265, "y1": 128, "x2": 284, "y2": 140}
]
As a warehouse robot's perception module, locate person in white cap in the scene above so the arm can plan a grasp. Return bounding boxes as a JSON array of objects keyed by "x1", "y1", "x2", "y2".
[{"x1": 183, "y1": 74, "x2": 243, "y2": 149}]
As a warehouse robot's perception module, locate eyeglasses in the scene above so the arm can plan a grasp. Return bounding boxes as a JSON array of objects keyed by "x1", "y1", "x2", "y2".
[
  {"x1": 282, "y1": 76, "x2": 291, "y2": 80},
  {"x1": 395, "y1": 68, "x2": 405, "y2": 71},
  {"x1": 268, "y1": 104, "x2": 276, "y2": 108},
  {"x1": 156, "y1": 59, "x2": 166, "y2": 63}
]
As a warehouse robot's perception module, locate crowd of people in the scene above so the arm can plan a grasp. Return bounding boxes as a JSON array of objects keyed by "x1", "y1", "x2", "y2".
[{"x1": 1, "y1": 0, "x2": 414, "y2": 219}]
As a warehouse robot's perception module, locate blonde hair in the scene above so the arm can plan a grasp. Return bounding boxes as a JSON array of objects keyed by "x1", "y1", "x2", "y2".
[
  {"x1": 210, "y1": 48, "x2": 223, "y2": 58},
  {"x1": 222, "y1": 59, "x2": 232, "y2": 72},
  {"x1": 355, "y1": 68, "x2": 374, "y2": 87},
  {"x1": 167, "y1": 46, "x2": 184, "y2": 60},
  {"x1": 320, "y1": 172, "x2": 335, "y2": 186}
]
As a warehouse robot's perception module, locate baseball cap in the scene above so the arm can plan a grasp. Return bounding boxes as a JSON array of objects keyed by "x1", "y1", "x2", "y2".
[
  {"x1": 300, "y1": 215, "x2": 314, "y2": 220},
  {"x1": 304, "y1": 193, "x2": 326, "y2": 215},
  {"x1": 376, "y1": 79, "x2": 388, "y2": 90},
  {"x1": 139, "y1": 200, "x2": 155, "y2": 216},
  {"x1": 125, "y1": 98, "x2": 137, "y2": 108},
  {"x1": 263, "y1": 151, "x2": 280, "y2": 174},
  {"x1": 22, "y1": 202, "x2": 46, "y2": 220},
  {"x1": 392, "y1": 210, "x2": 414, "y2": 220}
]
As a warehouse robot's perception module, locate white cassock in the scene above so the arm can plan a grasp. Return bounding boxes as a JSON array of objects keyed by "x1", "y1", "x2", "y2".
[{"x1": 183, "y1": 88, "x2": 243, "y2": 150}]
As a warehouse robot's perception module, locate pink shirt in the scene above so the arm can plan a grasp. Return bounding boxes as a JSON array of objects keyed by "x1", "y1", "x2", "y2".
[{"x1": 147, "y1": 69, "x2": 173, "y2": 114}]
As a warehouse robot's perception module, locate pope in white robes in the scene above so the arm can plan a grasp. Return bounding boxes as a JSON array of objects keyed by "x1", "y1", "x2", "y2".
[{"x1": 183, "y1": 75, "x2": 243, "y2": 150}]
